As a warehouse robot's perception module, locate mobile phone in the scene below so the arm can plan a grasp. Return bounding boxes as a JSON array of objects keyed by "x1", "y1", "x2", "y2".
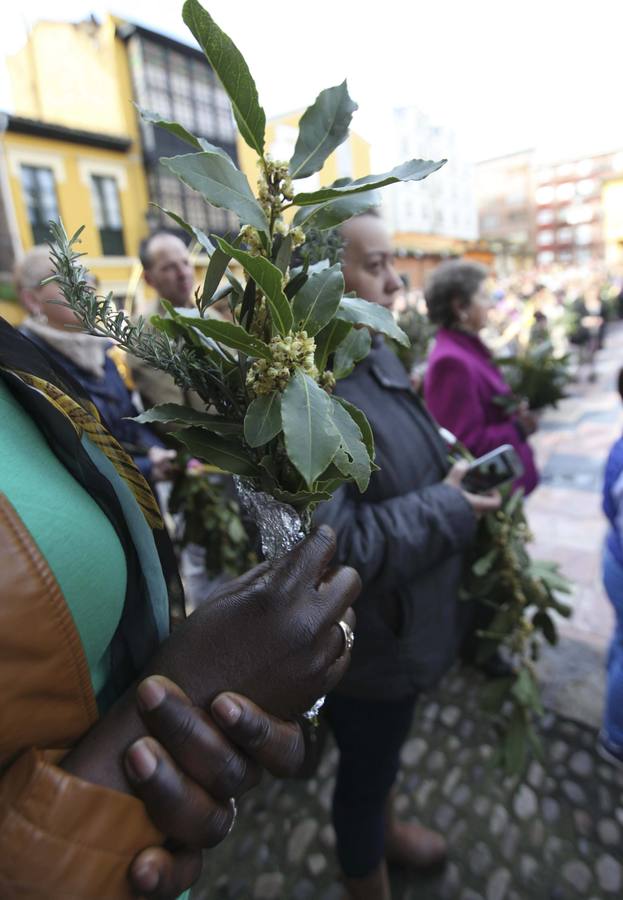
[{"x1": 462, "y1": 444, "x2": 524, "y2": 494}]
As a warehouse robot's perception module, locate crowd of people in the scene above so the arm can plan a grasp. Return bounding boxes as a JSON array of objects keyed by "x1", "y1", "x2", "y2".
[{"x1": 0, "y1": 211, "x2": 621, "y2": 900}]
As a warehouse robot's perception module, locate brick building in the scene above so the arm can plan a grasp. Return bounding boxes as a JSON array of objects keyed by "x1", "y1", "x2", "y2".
[{"x1": 534, "y1": 151, "x2": 623, "y2": 267}]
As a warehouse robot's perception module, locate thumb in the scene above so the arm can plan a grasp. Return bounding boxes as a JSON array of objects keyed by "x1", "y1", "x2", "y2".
[{"x1": 445, "y1": 459, "x2": 469, "y2": 488}]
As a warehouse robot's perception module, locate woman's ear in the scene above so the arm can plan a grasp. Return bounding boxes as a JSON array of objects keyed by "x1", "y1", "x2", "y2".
[
  {"x1": 19, "y1": 288, "x2": 40, "y2": 318},
  {"x1": 451, "y1": 296, "x2": 467, "y2": 324}
]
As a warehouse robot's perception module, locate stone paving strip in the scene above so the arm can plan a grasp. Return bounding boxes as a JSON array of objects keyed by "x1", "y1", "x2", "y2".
[{"x1": 193, "y1": 667, "x2": 623, "y2": 900}]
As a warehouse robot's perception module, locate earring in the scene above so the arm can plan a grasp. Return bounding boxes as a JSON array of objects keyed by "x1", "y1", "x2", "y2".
[{"x1": 33, "y1": 308, "x2": 48, "y2": 325}]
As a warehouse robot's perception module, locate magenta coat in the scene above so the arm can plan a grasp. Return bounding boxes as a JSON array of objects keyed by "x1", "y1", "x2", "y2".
[{"x1": 424, "y1": 328, "x2": 538, "y2": 495}]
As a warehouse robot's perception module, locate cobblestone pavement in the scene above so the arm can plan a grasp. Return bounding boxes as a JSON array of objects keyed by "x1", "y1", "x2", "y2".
[
  {"x1": 193, "y1": 668, "x2": 623, "y2": 900},
  {"x1": 193, "y1": 325, "x2": 623, "y2": 900}
]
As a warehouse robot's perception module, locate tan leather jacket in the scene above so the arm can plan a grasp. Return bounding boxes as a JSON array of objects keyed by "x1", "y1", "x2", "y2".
[{"x1": 0, "y1": 493, "x2": 162, "y2": 899}]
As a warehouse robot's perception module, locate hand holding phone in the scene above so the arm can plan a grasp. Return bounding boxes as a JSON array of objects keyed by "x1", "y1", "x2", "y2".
[
  {"x1": 461, "y1": 444, "x2": 524, "y2": 494},
  {"x1": 444, "y1": 461, "x2": 501, "y2": 516}
]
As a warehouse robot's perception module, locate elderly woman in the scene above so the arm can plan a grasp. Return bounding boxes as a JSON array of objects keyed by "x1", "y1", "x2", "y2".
[
  {"x1": 15, "y1": 246, "x2": 174, "y2": 483},
  {"x1": 423, "y1": 260, "x2": 538, "y2": 495}
]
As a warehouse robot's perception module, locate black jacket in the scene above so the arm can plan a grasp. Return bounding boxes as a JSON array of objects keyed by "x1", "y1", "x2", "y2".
[{"x1": 316, "y1": 337, "x2": 477, "y2": 700}]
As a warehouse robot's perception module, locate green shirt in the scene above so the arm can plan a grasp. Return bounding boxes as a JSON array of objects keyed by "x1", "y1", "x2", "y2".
[
  {"x1": 0, "y1": 378, "x2": 190, "y2": 899},
  {"x1": 0, "y1": 378, "x2": 127, "y2": 697}
]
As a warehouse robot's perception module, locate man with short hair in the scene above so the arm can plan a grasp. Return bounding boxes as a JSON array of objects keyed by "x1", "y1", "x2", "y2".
[
  {"x1": 140, "y1": 230, "x2": 196, "y2": 311},
  {"x1": 132, "y1": 231, "x2": 200, "y2": 411},
  {"x1": 133, "y1": 230, "x2": 234, "y2": 608}
]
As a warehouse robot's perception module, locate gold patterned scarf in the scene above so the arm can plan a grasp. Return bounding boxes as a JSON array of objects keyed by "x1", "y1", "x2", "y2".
[{"x1": 8, "y1": 368, "x2": 163, "y2": 530}]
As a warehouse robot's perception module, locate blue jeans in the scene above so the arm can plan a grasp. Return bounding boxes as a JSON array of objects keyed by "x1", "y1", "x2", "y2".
[
  {"x1": 324, "y1": 692, "x2": 417, "y2": 878},
  {"x1": 602, "y1": 545, "x2": 623, "y2": 750}
]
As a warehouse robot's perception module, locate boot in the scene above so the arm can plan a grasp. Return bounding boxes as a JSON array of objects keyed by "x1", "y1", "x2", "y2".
[
  {"x1": 342, "y1": 860, "x2": 391, "y2": 900},
  {"x1": 384, "y1": 793, "x2": 447, "y2": 870},
  {"x1": 385, "y1": 817, "x2": 447, "y2": 869}
]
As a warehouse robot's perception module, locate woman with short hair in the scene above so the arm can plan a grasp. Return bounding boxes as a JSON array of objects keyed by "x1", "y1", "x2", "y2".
[{"x1": 423, "y1": 260, "x2": 538, "y2": 495}]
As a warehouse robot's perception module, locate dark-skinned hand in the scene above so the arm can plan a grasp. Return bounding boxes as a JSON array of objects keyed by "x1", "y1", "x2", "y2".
[
  {"x1": 147, "y1": 524, "x2": 360, "y2": 720},
  {"x1": 126, "y1": 677, "x2": 344, "y2": 899}
]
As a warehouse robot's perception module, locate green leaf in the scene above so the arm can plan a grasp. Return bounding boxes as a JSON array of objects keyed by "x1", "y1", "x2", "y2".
[
  {"x1": 138, "y1": 107, "x2": 233, "y2": 161},
  {"x1": 329, "y1": 396, "x2": 372, "y2": 491},
  {"x1": 200, "y1": 243, "x2": 231, "y2": 312},
  {"x1": 336, "y1": 296, "x2": 409, "y2": 347},
  {"x1": 182, "y1": 0, "x2": 266, "y2": 157},
  {"x1": 550, "y1": 597, "x2": 572, "y2": 617},
  {"x1": 314, "y1": 319, "x2": 352, "y2": 370},
  {"x1": 472, "y1": 547, "x2": 499, "y2": 578},
  {"x1": 285, "y1": 269, "x2": 308, "y2": 300},
  {"x1": 149, "y1": 315, "x2": 228, "y2": 364},
  {"x1": 333, "y1": 327, "x2": 372, "y2": 380},
  {"x1": 292, "y1": 158, "x2": 446, "y2": 206},
  {"x1": 215, "y1": 237, "x2": 293, "y2": 336},
  {"x1": 511, "y1": 668, "x2": 544, "y2": 715},
  {"x1": 503, "y1": 487, "x2": 524, "y2": 519},
  {"x1": 172, "y1": 427, "x2": 257, "y2": 476},
  {"x1": 291, "y1": 264, "x2": 344, "y2": 336},
  {"x1": 272, "y1": 486, "x2": 333, "y2": 508},
  {"x1": 133, "y1": 403, "x2": 242, "y2": 434},
  {"x1": 289, "y1": 81, "x2": 357, "y2": 179},
  {"x1": 293, "y1": 190, "x2": 381, "y2": 231},
  {"x1": 281, "y1": 369, "x2": 341, "y2": 487},
  {"x1": 151, "y1": 205, "x2": 214, "y2": 255},
  {"x1": 177, "y1": 316, "x2": 272, "y2": 359},
  {"x1": 244, "y1": 393, "x2": 282, "y2": 448},
  {"x1": 273, "y1": 234, "x2": 293, "y2": 274},
  {"x1": 334, "y1": 396, "x2": 375, "y2": 461},
  {"x1": 161, "y1": 152, "x2": 268, "y2": 233},
  {"x1": 530, "y1": 561, "x2": 572, "y2": 593},
  {"x1": 150, "y1": 313, "x2": 200, "y2": 343},
  {"x1": 532, "y1": 610, "x2": 558, "y2": 645}
]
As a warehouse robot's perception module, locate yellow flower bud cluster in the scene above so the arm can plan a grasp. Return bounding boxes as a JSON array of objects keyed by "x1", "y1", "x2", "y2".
[
  {"x1": 239, "y1": 224, "x2": 264, "y2": 256},
  {"x1": 319, "y1": 370, "x2": 336, "y2": 392},
  {"x1": 257, "y1": 156, "x2": 292, "y2": 215},
  {"x1": 247, "y1": 331, "x2": 318, "y2": 396},
  {"x1": 290, "y1": 226, "x2": 306, "y2": 249},
  {"x1": 255, "y1": 156, "x2": 298, "y2": 236}
]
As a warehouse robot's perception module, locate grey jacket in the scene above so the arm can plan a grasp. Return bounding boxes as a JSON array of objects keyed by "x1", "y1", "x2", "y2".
[{"x1": 316, "y1": 337, "x2": 477, "y2": 700}]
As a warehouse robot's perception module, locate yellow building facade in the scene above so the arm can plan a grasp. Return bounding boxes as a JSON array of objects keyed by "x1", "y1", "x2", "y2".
[
  {"x1": 237, "y1": 110, "x2": 371, "y2": 198},
  {"x1": 3, "y1": 16, "x2": 150, "y2": 305},
  {"x1": 2, "y1": 118, "x2": 148, "y2": 302}
]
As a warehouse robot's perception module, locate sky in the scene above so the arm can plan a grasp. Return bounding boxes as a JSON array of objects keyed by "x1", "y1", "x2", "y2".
[{"x1": 1, "y1": 0, "x2": 622, "y2": 166}]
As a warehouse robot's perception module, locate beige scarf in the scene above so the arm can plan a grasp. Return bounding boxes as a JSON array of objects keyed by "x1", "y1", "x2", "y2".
[{"x1": 24, "y1": 318, "x2": 108, "y2": 379}]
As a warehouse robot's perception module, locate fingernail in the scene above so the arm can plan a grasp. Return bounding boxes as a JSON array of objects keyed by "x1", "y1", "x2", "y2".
[
  {"x1": 212, "y1": 694, "x2": 242, "y2": 725},
  {"x1": 127, "y1": 741, "x2": 158, "y2": 782},
  {"x1": 133, "y1": 862, "x2": 159, "y2": 892},
  {"x1": 137, "y1": 677, "x2": 166, "y2": 712}
]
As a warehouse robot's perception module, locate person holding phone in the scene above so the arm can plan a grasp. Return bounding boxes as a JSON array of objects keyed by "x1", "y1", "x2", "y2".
[
  {"x1": 423, "y1": 260, "x2": 538, "y2": 496},
  {"x1": 315, "y1": 213, "x2": 500, "y2": 900}
]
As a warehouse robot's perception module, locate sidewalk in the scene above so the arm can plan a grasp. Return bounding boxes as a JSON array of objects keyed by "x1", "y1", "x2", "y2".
[{"x1": 193, "y1": 328, "x2": 623, "y2": 900}]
